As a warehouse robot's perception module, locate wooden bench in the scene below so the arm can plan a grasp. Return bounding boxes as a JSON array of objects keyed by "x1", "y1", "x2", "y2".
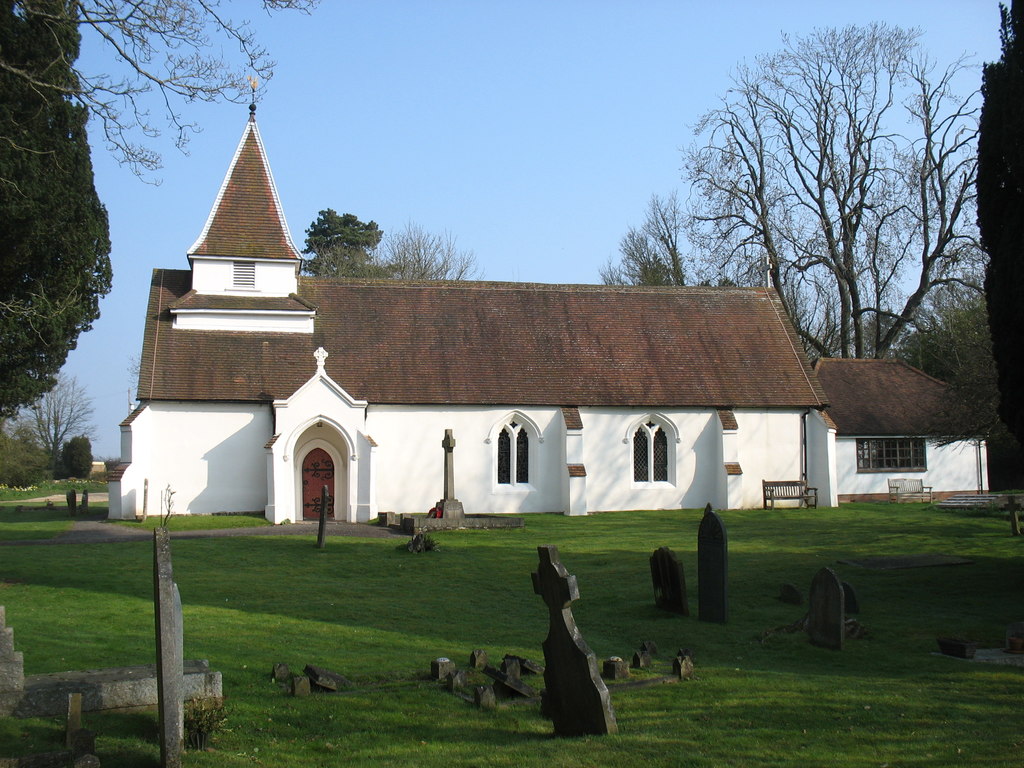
[
  {"x1": 762, "y1": 480, "x2": 817, "y2": 509},
  {"x1": 887, "y1": 478, "x2": 933, "y2": 503}
]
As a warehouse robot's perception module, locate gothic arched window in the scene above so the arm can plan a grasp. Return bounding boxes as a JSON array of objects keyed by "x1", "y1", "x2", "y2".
[
  {"x1": 497, "y1": 421, "x2": 529, "y2": 485},
  {"x1": 633, "y1": 420, "x2": 669, "y2": 482}
]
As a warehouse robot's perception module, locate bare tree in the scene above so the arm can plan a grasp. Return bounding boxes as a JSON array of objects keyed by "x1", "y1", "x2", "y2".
[
  {"x1": 380, "y1": 222, "x2": 481, "y2": 281},
  {"x1": 602, "y1": 192, "x2": 687, "y2": 286},
  {"x1": 20, "y1": 374, "x2": 95, "y2": 471},
  {"x1": 683, "y1": 24, "x2": 983, "y2": 358},
  {"x1": 2, "y1": 1, "x2": 318, "y2": 173}
]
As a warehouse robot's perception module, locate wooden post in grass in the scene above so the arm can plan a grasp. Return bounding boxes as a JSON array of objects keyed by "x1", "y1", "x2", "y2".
[
  {"x1": 154, "y1": 528, "x2": 183, "y2": 767},
  {"x1": 316, "y1": 485, "x2": 329, "y2": 549}
]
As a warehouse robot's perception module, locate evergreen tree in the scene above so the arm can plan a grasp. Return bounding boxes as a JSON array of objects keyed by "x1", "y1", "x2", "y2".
[
  {"x1": 978, "y1": 1, "x2": 1024, "y2": 449},
  {"x1": 301, "y1": 209, "x2": 385, "y2": 278},
  {"x1": 60, "y1": 435, "x2": 92, "y2": 479},
  {"x1": 0, "y1": 1, "x2": 112, "y2": 417}
]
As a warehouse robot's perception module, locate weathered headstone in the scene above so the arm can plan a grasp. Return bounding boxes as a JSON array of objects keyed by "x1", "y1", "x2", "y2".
[
  {"x1": 474, "y1": 685, "x2": 496, "y2": 710},
  {"x1": 304, "y1": 664, "x2": 351, "y2": 691},
  {"x1": 841, "y1": 581, "x2": 860, "y2": 614},
  {"x1": 80, "y1": 491, "x2": 89, "y2": 512},
  {"x1": 639, "y1": 640, "x2": 658, "y2": 656},
  {"x1": 0, "y1": 606, "x2": 25, "y2": 717},
  {"x1": 430, "y1": 658, "x2": 455, "y2": 681},
  {"x1": 650, "y1": 546, "x2": 689, "y2": 615},
  {"x1": 673, "y1": 654, "x2": 695, "y2": 680},
  {"x1": 66, "y1": 490, "x2": 77, "y2": 517},
  {"x1": 469, "y1": 649, "x2": 488, "y2": 669},
  {"x1": 697, "y1": 503, "x2": 728, "y2": 623},
  {"x1": 271, "y1": 663, "x2": 290, "y2": 683},
  {"x1": 807, "y1": 567, "x2": 845, "y2": 650},
  {"x1": 1007, "y1": 495, "x2": 1021, "y2": 536},
  {"x1": 483, "y1": 665, "x2": 535, "y2": 698},
  {"x1": 435, "y1": 429, "x2": 465, "y2": 521},
  {"x1": 291, "y1": 676, "x2": 310, "y2": 697},
  {"x1": 65, "y1": 693, "x2": 83, "y2": 747},
  {"x1": 631, "y1": 650, "x2": 651, "y2": 669},
  {"x1": 504, "y1": 654, "x2": 543, "y2": 675},
  {"x1": 778, "y1": 583, "x2": 803, "y2": 605},
  {"x1": 445, "y1": 670, "x2": 467, "y2": 691},
  {"x1": 602, "y1": 657, "x2": 629, "y2": 680},
  {"x1": 531, "y1": 545, "x2": 617, "y2": 736},
  {"x1": 153, "y1": 528, "x2": 183, "y2": 767}
]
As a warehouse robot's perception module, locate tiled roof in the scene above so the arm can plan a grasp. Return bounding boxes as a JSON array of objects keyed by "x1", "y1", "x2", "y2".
[
  {"x1": 717, "y1": 409, "x2": 738, "y2": 431},
  {"x1": 169, "y1": 290, "x2": 316, "y2": 312},
  {"x1": 814, "y1": 358, "x2": 948, "y2": 436},
  {"x1": 567, "y1": 464, "x2": 587, "y2": 477},
  {"x1": 562, "y1": 407, "x2": 584, "y2": 430},
  {"x1": 187, "y1": 117, "x2": 301, "y2": 261},
  {"x1": 138, "y1": 272, "x2": 829, "y2": 409},
  {"x1": 724, "y1": 462, "x2": 743, "y2": 475}
]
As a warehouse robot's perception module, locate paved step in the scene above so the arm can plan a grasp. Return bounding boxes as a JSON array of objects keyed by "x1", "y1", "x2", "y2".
[{"x1": 937, "y1": 494, "x2": 1003, "y2": 509}]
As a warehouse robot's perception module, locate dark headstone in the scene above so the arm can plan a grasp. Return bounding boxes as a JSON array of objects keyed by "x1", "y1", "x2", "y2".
[
  {"x1": 778, "y1": 583, "x2": 803, "y2": 605},
  {"x1": 697, "y1": 503, "x2": 728, "y2": 623},
  {"x1": 1007, "y1": 495, "x2": 1021, "y2": 536},
  {"x1": 499, "y1": 656, "x2": 520, "y2": 680},
  {"x1": 841, "y1": 581, "x2": 860, "y2": 614},
  {"x1": 639, "y1": 640, "x2": 658, "y2": 656},
  {"x1": 303, "y1": 664, "x2": 351, "y2": 692},
  {"x1": 430, "y1": 658, "x2": 456, "y2": 681},
  {"x1": 291, "y1": 676, "x2": 310, "y2": 697},
  {"x1": 469, "y1": 649, "x2": 488, "y2": 669},
  {"x1": 531, "y1": 545, "x2": 617, "y2": 736},
  {"x1": 68, "y1": 728, "x2": 95, "y2": 759},
  {"x1": 602, "y1": 657, "x2": 629, "y2": 680},
  {"x1": 482, "y1": 665, "x2": 536, "y2": 698},
  {"x1": 504, "y1": 654, "x2": 543, "y2": 675},
  {"x1": 676, "y1": 647, "x2": 694, "y2": 661},
  {"x1": 153, "y1": 528, "x2": 183, "y2": 767},
  {"x1": 631, "y1": 650, "x2": 651, "y2": 669},
  {"x1": 80, "y1": 491, "x2": 89, "y2": 511},
  {"x1": 66, "y1": 491, "x2": 77, "y2": 517},
  {"x1": 650, "y1": 546, "x2": 688, "y2": 615},
  {"x1": 474, "y1": 685, "x2": 496, "y2": 710},
  {"x1": 807, "y1": 567, "x2": 845, "y2": 650},
  {"x1": 271, "y1": 663, "x2": 290, "y2": 683}
]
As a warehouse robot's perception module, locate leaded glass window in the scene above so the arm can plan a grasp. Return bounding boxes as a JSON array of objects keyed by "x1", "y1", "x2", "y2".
[
  {"x1": 653, "y1": 427, "x2": 668, "y2": 481},
  {"x1": 497, "y1": 428, "x2": 511, "y2": 484},
  {"x1": 634, "y1": 419, "x2": 671, "y2": 483},
  {"x1": 516, "y1": 428, "x2": 529, "y2": 483},
  {"x1": 497, "y1": 421, "x2": 529, "y2": 485},
  {"x1": 633, "y1": 428, "x2": 649, "y2": 482},
  {"x1": 855, "y1": 438, "x2": 927, "y2": 471}
]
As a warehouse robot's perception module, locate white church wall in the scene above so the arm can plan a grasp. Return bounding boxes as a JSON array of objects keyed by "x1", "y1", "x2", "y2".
[
  {"x1": 835, "y1": 437, "x2": 986, "y2": 499},
  {"x1": 578, "y1": 408, "x2": 721, "y2": 511},
  {"x1": 805, "y1": 410, "x2": 839, "y2": 507},
  {"x1": 732, "y1": 410, "x2": 806, "y2": 508},
  {"x1": 366, "y1": 406, "x2": 565, "y2": 515},
  {"x1": 128, "y1": 402, "x2": 271, "y2": 515}
]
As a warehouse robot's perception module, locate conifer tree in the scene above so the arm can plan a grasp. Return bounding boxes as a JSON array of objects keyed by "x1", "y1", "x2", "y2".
[
  {"x1": 0, "y1": 1, "x2": 112, "y2": 416},
  {"x1": 978, "y1": 1, "x2": 1024, "y2": 448}
]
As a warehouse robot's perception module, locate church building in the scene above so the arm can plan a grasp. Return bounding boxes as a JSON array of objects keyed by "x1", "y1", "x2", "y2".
[{"x1": 108, "y1": 110, "x2": 841, "y2": 522}]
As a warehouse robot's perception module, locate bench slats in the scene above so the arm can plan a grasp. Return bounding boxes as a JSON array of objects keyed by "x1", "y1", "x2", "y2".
[{"x1": 762, "y1": 480, "x2": 817, "y2": 509}]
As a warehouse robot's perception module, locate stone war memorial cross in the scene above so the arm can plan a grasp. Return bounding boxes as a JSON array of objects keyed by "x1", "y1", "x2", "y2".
[
  {"x1": 531, "y1": 545, "x2": 617, "y2": 736},
  {"x1": 436, "y1": 428, "x2": 465, "y2": 522}
]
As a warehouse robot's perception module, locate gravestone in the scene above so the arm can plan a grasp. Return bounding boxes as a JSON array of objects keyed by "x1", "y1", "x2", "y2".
[
  {"x1": 639, "y1": 640, "x2": 658, "y2": 656},
  {"x1": 778, "y1": 583, "x2": 803, "y2": 605},
  {"x1": 430, "y1": 658, "x2": 455, "y2": 681},
  {"x1": 435, "y1": 429, "x2": 465, "y2": 521},
  {"x1": 469, "y1": 649, "x2": 488, "y2": 669},
  {"x1": 66, "y1": 490, "x2": 77, "y2": 517},
  {"x1": 650, "y1": 546, "x2": 689, "y2": 615},
  {"x1": 531, "y1": 545, "x2": 617, "y2": 736},
  {"x1": 807, "y1": 567, "x2": 845, "y2": 650},
  {"x1": 291, "y1": 676, "x2": 310, "y2": 697},
  {"x1": 1007, "y1": 495, "x2": 1021, "y2": 536},
  {"x1": 602, "y1": 657, "x2": 629, "y2": 680},
  {"x1": 80, "y1": 491, "x2": 89, "y2": 512},
  {"x1": 474, "y1": 685, "x2": 496, "y2": 710},
  {"x1": 65, "y1": 693, "x2": 82, "y2": 747},
  {"x1": 841, "y1": 581, "x2": 860, "y2": 614},
  {"x1": 153, "y1": 528, "x2": 183, "y2": 767},
  {"x1": 631, "y1": 650, "x2": 651, "y2": 669},
  {"x1": 697, "y1": 504, "x2": 728, "y2": 623},
  {"x1": 0, "y1": 606, "x2": 25, "y2": 717}
]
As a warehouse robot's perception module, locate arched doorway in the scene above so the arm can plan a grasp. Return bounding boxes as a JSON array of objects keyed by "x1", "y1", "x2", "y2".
[{"x1": 301, "y1": 447, "x2": 335, "y2": 520}]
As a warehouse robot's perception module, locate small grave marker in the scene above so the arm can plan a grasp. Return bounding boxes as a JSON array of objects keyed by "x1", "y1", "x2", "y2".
[
  {"x1": 808, "y1": 567, "x2": 845, "y2": 650},
  {"x1": 697, "y1": 504, "x2": 728, "y2": 623},
  {"x1": 602, "y1": 657, "x2": 629, "y2": 680},
  {"x1": 469, "y1": 649, "x2": 488, "y2": 669},
  {"x1": 650, "y1": 546, "x2": 688, "y2": 615},
  {"x1": 531, "y1": 545, "x2": 617, "y2": 736}
]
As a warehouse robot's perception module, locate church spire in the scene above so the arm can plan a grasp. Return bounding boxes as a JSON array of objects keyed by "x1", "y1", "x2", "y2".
[{"x1": 187, "y1": 102, "x2": 301, "y2": 262}]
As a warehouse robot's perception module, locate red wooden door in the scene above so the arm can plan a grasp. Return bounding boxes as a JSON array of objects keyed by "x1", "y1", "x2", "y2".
[{"x1": 301, "y1": 448, "x2": 334, "y2": 520}]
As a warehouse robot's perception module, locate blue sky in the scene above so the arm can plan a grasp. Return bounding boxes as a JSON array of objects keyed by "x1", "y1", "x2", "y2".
[{"x1": 65, "y1": 1, "x2": 1002, "y2": 458}]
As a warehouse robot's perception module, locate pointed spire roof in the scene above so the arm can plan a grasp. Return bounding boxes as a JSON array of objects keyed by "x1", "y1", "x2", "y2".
[{"x1": 188, "y1": 111, "x2": 302, "y2": 261}]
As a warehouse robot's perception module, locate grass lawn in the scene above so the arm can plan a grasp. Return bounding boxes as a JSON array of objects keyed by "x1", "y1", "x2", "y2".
[
  {"x1": 0, "y1": 503, "x2": 75, "y2": 541},
  {"x1": 109, "y1": 514, "x2": 271, "y2": 531},
  {"x1": 0, "y1": 503, "x2": 1020, "y2": 767}
]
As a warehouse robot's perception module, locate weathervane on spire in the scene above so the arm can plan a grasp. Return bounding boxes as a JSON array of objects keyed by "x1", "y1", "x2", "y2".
[{"x1": 247, "y1": 76, "x2": 259, "y2": 119}]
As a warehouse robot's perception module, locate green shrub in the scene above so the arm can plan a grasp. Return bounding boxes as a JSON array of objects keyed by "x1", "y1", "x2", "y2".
[{"x1": 59, "y1": 436, "x2": 92, "y2": 479}]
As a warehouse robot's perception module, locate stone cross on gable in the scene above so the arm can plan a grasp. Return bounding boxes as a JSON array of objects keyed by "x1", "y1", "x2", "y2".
[
  {"x1": 314, "y1": 347, "x2": 329, "y2": 372},
  {"x1": 531, "y1": 545, "x2": 617, "y2": 737}
]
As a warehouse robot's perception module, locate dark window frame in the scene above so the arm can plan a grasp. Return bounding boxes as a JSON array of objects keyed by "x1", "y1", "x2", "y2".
[{"x1": 855, "y1": 437, "x2": 927, "y2": 472}]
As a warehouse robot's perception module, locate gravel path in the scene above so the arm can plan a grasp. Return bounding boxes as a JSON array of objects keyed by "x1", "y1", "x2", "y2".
[{"x1": 0, "y1": 512, "x2": 406, "y2": 547}]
